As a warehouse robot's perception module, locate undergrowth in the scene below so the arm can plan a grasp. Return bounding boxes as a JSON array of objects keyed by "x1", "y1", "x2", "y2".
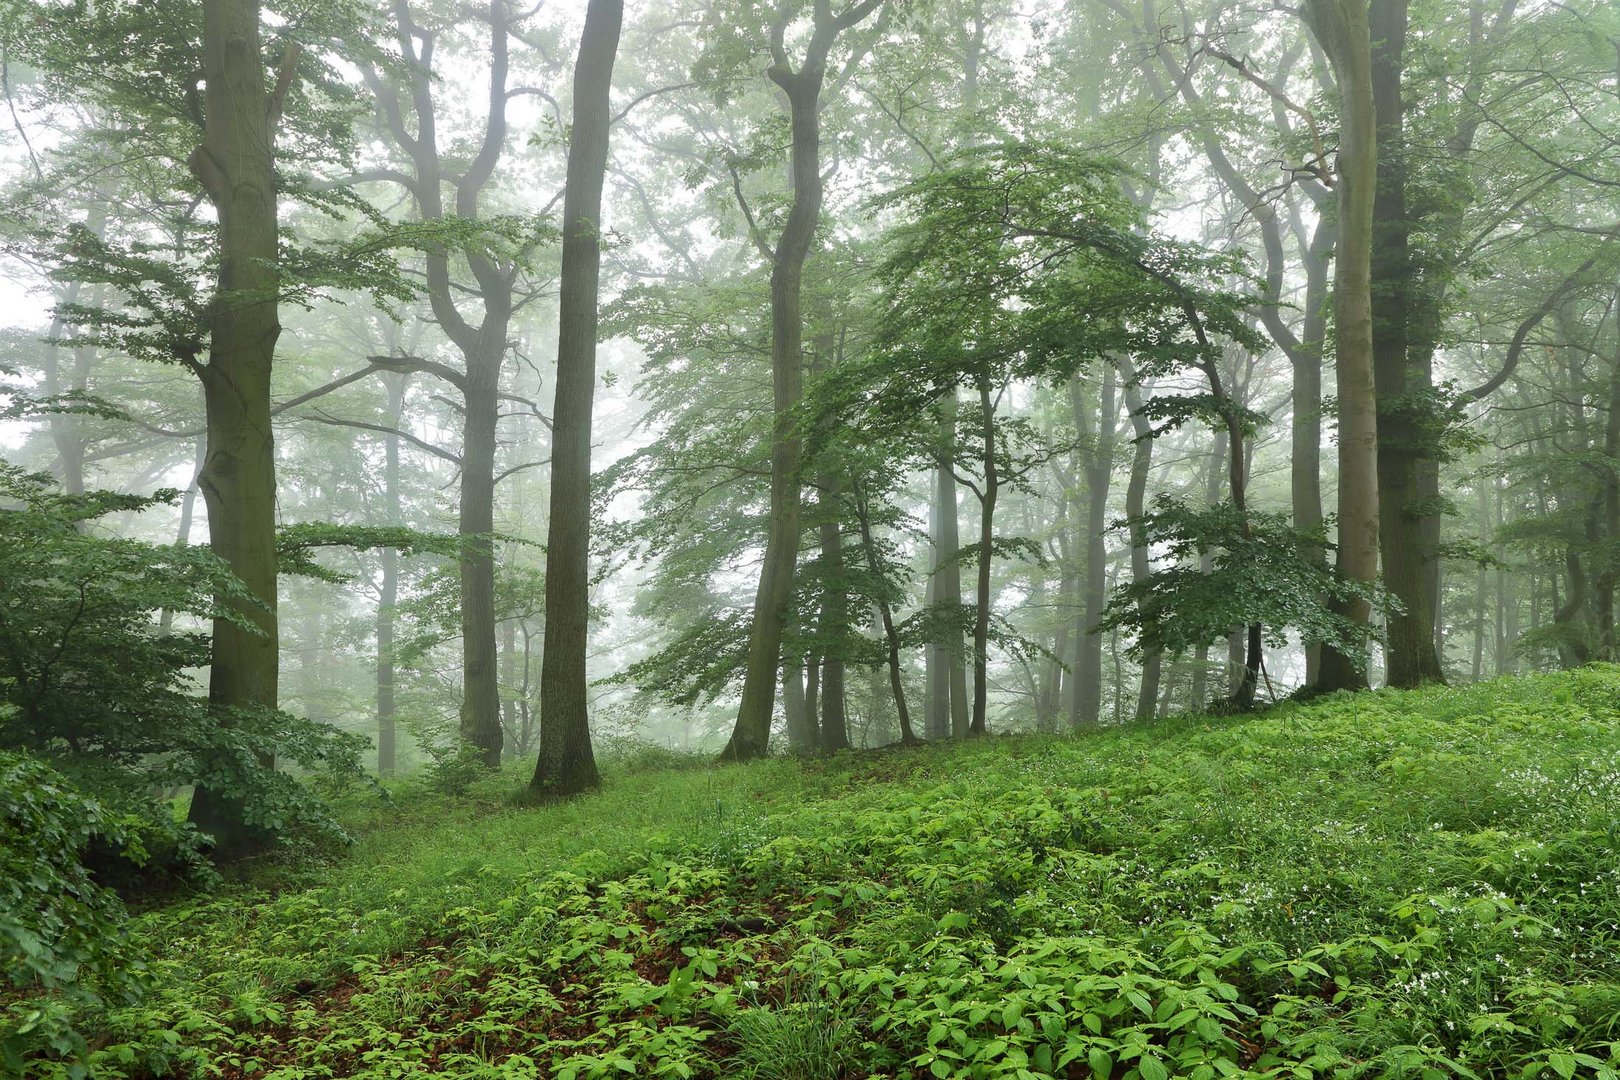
[{"x1": 13, "y1": 668, "x2": 1620, "y2": 1079}]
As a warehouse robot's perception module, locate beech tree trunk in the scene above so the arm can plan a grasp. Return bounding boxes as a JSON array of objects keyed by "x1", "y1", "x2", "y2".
[
  {"x1": 185, "y1": 0, "x2": 284, "y2": 855},
  {"x1": 1370, "y1": 0, "x2": 1444, "y2": 687},
  {"x1": 816, "y1": 471, "x2": 851, "y2": 752},
  {"x1": 937, "y1": 397, "x2": 971, "y2": 738},
  {"x1": 531, "y1": 0, "x2": 622, "y2": 796},
  {"x1": 923, "y1": 495, "x2": 948, "y2": 738},
  {"x1": 461, "y1": 361, "x2": 502, "y2": 764},
  {"x1": 377, "y1": 374, "x2": 404, "y2": 776},
  {"x1": 725, "y1": 9, "x2": 860, "y2": 760},
  {"x1": 1073, "y1": 366, "x2": 1116, "y2": 726},
  {"x1": 783, "y1": 659, "x2": 814, "y2": 751},
  {"x1": 854, "y1": 485, "x2": 918, "y2": 744},
  {"x1": 365, "y1": 0, "x2": 518, "y2": 767},
  {"x1": 970, "y1": 383, "x2": 997, "y2": 735},
  {"x1": 1120, "y1": 363, "x2": 1161, "y2": 719},
  {"x1": 1305, "y1": 0, "x2": 1380, "y2": 693}
]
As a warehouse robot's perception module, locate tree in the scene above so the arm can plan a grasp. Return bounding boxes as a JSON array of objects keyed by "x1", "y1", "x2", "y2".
[
  {"x1": 1302, "y1": 0, "x2": 1380, "y2": 693},
  {"x1": 350, "y1": 0, "x2": 561, "y2": 767},
  {"x1": 180, "y1": 0, "x2": 293, "y2": 853},
  {"x1": 531, "y1": 0, "x2": 624, "y2": 797},
  {"x1": 722, "y1": 0, "x2": 887, "y2": 762}
]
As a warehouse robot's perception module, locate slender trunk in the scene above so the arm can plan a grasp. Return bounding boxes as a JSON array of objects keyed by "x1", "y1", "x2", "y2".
[
  {"x1": 381, "y1": 0, "x2": 516, "y2": 767},
  {"x1": 971, "y1": 383, "x2": 997, "y2": 735},
  {"x1": 532, "y1": 0, "x2": 621, "y2": 795},
  {"x1": 1471, "y1": 472, "x2": 1488, "y2": 682},
  {"x1": 1074, "y1": 366, "x2": 1115, "y2": 726},
  {"x1": 1119, "y1": 364, "x2": 1160, "y2": 719},
  {"x1": 854, "y1": 487, "x2": 917, "y2": 744},
  {"x1": 1191, "y1": 432, "x2": 1227, "y2": 709},
  {"x1": 938, "y1": 397, "x2": 971, "y2": 738},
  {"x1": 723, "y1": 14, "x2": 852, "y2": 761},
  {"x1": 185, "y1": 0, "x2": 284, "y2": 855},
  {"x1": 374, "y1": 374, "x2": 404, "y2": 776},
  {"x1": 461, "y1": 361, "x2": 502, "y2": 764},
  {"x1": 1296, "y1": 213, "x2": 1333, "y2": 684},
  {"x1": 923, "y1": 479, "x2": 945, "y2": 738},
  {"x1": 816, "y1": 472, "x2": 850, "y2": 752},
  {"x1": 1305, "y1": 0, "x2": 1380, "y2": 693},
  {"x1": 501, "y1": 619, "x2": 518, "y2": 748}
]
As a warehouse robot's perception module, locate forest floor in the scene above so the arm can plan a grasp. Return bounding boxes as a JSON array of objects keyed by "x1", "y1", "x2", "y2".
[{"x1": 45, "y1": 669, "x2": 1620, "y2": 1079}]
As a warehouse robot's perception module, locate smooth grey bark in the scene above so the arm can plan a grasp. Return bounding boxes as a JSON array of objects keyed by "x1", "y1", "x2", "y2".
[
  {"x1": 969, "y1": 383, "x2": 997, "y2": 736},
  {"x1": 923, "y1": 492, "x2": 948, "y2": 738},
  {"x1": 816, "y1": 471, "x2": 851, "y2": 752},
  {"x1": 783, "y1": 659, "x2": 814, "y2": 751},
  {"x1": 185, "y1": 0, "x2": 287, "y2": 854},
  {"x1": 363, "y1": 0, "x2": 518, "y2": 767},
  {"x1": 1072, "y1": 365, "x2": 1116, "y2": 727},
  {"x1": 531, "y1": 0, "x2": 623, "y2": 797},
  {"x1": 375, "y1": 372, "x2": 405, "y2": 776},
  {"x1": 723, "y1": 0, "x2": 884, "y2": 761},
  {"x1": 1369, "y1": 0, "x2": 1444, "y2": 687},
  {"x1": 1304, "y1": 0, "x2": 1380, "y2": 693},
  {"x1": 937, "y1": 396, "x2": 971, "y2": 738},
  {"x1": 853, "y1": 484, "x2": 918, "y2": 744},
  {"x1": 1119, "y1": 361, "x2": 1160, "y2": 720}
]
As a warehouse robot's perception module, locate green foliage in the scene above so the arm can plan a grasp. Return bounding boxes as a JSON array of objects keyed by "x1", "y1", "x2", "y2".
[
  {"x1": 0, "y1": 751, "x2": 147, "y2": 1070},
  {"x1": 17, "y1": 670, "x2": 1620, "y2": 1078},
  {"x1": 0, "y1": 463, "x2": 364, "y2": 855},
  {"x1": 275, "y1": 523, "x2": 459, "y2": 584},
  {"x1": 1099, "y1": 497, "x2": 1389, "y2": 668}
]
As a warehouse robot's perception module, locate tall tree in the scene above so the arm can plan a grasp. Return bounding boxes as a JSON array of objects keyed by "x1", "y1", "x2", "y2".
[
  {"x1": 722, "y1": 0, "x2": 885, "y2": 762},
  {"x1": 1304, "y1": 0, "x2": 1380, "y2": 693},
  {"x1": 1369, "y1": 0, "x2": 1445, "y2": 686},
  {"x1": 356, "y1": 0, "x2": 548, "y2": 766},
  {"x1": 531, "y1": 0, "x2": 624, "y2": 797},
  {"x1": 184, "y1": 0, "x2": 291, "y2": 852}
]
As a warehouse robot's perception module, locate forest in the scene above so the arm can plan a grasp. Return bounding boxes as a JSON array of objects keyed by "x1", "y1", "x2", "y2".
[{"x1": 3, "y1": 0, "x2": 1620, "y2": 1076}]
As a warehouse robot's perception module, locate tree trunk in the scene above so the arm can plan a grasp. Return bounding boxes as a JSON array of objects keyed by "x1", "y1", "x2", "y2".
[
  {"x1": 376, "y1": 373, "x2": 405, "y2": 776},
  {"x1": 782, "y1": 658, "x2": 814, "y2": 752},
  {"x1": 937, "y1": 396, "x2": 971, "y2": 738},
  {"x1": 185, "y1": 0, "x2": 284, "y2": 855},
  {"x1": 816, "y1": 472, "x2": 851, "y2": 752},
  {"x1": 1190, "y1": 431, "x2": 1227, "y2": 710},
  {"x1": 1369, "y1": 0, "x2": 1444, "y2": 687},
  {"x1": 460, "y1": 361, "x2": 503, "y2": 765},
  {"x1": 1073, "y1": 365, "x2": 1116, "y2": 727},
  {"x1": 1471, "y1": 471, "x2": 1488, "y2": 682},
  {"x1": 1295, "y1": 209, "x2": 1333, "y2": 684},
  {"x1": 723, "y1": 9, "x2": 866, "y2": 761},
  {"x1": 1305, "y1": 0, "x2": 1380, "y2": 693},
  {"x1": 1120, "y1": 367, "x2": 1160, "y2": 719},
  {"x1": 971, "y1": 383, "x2": 997, "y2": 735},
  {"x1": 923, "y1": 483, "x2": 945, "y2": 738},
  {"x1": 531, "y1": 0, "x2": 621, "y2": 796},
  {"x1": 804, "y1": 651, "x2": 821, "y2": 748},
  {"x1": 854, "y1": 487, "x2": 918, "y2": 744}
]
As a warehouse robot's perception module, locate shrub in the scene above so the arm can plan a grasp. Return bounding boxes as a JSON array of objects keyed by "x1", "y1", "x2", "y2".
[
  {"x1": 0, "y1": 462, "x2": 364, "y2": 858},
  {"x1": 0, "y1": 751, "x2": 147, "y2": 1069}
]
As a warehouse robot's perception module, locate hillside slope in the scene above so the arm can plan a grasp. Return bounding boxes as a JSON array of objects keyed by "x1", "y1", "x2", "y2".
[{"x1": 31, "y1": 670, "x2": 1620, "y2": 1079}]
